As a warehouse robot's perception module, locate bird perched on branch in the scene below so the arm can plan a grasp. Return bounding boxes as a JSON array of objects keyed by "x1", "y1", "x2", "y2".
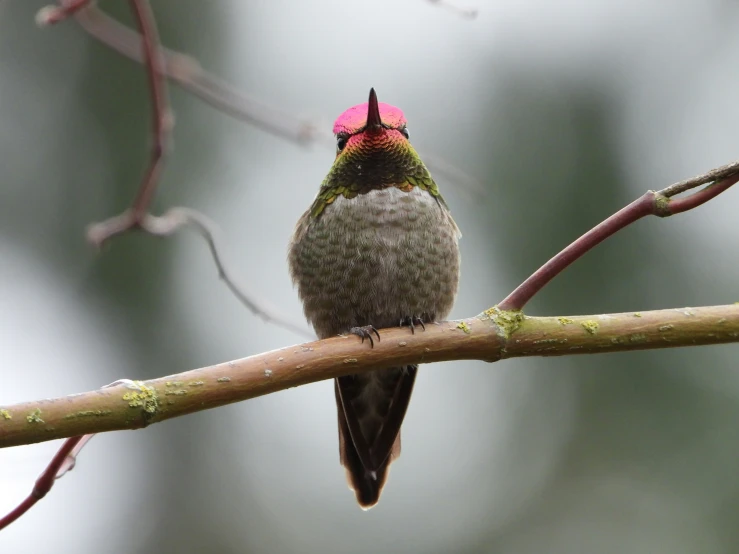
[{"x1": 288, "y1": 89, "x2": 461, "y2": 508}]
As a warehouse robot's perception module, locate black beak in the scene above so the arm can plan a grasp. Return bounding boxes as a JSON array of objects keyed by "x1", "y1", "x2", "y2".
[{"x1": 365, "y1": 88, "x2": 382, "y2": 132}]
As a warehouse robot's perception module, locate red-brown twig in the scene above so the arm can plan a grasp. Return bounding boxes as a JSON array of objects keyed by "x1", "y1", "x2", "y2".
[
  {"x1": 128, "y1": 0, "x2": 167, "y2": 222},
  {"x1": 35, "y1": 0, "x2": 89, "y2": 26},
  {"x1": 0, "y1": 435, "x2": 92, "y2": 531},
  {"x1": 86, "y1": 0, "x2": 169, "y2": 245},
  {"x1": 498, "y1": 165, "x2": 739, "y2": 311},
  {"x1": 135, "y1": 208, "x2": 314, "y2": 339},
  {"x1": 70, "y1": 4, "x2": 484, "y2": 195},
  {"x1": 45, "y1": 2, "x2": 313, "y2": 337}
]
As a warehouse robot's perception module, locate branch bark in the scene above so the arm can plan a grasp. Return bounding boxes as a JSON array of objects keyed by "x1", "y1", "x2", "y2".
[{"x1": 2, "y1": 304, "x2": 738, "y2": 448}]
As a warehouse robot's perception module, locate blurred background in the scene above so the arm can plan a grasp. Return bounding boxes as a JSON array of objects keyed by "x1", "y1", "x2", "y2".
[{"x1": 2, "y1": 0, "x2": 739, "y2": 552}]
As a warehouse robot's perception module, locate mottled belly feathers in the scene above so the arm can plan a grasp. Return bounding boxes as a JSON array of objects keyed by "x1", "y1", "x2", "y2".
[{"x1": 289, "y1": 186, "x2": 460, "y2": 508}]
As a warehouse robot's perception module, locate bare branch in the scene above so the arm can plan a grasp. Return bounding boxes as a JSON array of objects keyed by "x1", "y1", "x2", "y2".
[
  {"x1": 84, "y1": 0, "x2": 170, "y2": 246},
  {"x1": 135, "y1": 208, "x2": 314, "y2": 339},
  {"x1": 43, "y1": 3, "x2": 316, "y2": 356},
  {"x1": 660, "y1": 160, "x2": 739, "y2": 198},
  {"x1": 70, "y1": 5, "x2": 484, "y2": 194},
  {"x1": 36, "y1": 0, "x2": 89, "y2": 26},
  {"x1": 0, "y1": 435, "x2": 88, "y2": 531},
  {"x1": 2, "y1": 304, "x2": 739, "y2": 449},
  {"x1": 498, "y1": 166, "x2": 739, "y2": 311}
]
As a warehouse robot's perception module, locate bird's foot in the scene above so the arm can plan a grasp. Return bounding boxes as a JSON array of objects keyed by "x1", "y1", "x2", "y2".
[
  {"x1": 350, "y1": 325, "x2": 380, "y2": 347},
  {"x1": 399, "y1": 315, "x2": 426, "y2": 334}
]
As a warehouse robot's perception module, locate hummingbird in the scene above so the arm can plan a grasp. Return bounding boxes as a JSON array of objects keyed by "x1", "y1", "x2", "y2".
[{"x1": 288, "y1": 89, "x2": 461, "y2": 508}]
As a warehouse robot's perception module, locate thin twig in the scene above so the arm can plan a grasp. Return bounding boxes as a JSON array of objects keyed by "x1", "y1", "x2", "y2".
[
  {"x1": 0, "y1": 435, "x2": 88, "y2": 531},
  {"x1": 660, "y1": 160, "x2": 739, "y2": 198},
  {"x1": 497, "y1": 167, "x2": 739, "y2": 311},
  {"x1": 71, "y1": 5, "x2": 484, "y2": 194},
  {"x1": 85, "y1": 0, "x2": 170, "y2": 245},
  {"x1": 139, "y1": 208, "x2": 314, "y2": 339},
  {"x1": 35, "y1": 0, "x2": 90, "y2": 26},
  {"x1": 88, "y1": 207, "x2": 313, "y2": 337},
  {"x1": 128, "y1": 0, "x2": 168, "y2": 221}
]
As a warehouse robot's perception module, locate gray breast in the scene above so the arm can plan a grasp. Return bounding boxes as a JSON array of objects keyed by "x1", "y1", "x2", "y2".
[{"x1": 289, "y1": 187, "x2": 461, "y2": 339}]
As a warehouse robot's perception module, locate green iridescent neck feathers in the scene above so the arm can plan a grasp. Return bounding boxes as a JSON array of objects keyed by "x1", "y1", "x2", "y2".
[{"x1": 310, "y1": 90, "x2": 445, "y2": 217}]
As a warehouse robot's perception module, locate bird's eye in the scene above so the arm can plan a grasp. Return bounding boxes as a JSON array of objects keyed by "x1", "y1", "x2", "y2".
[
  {"x1": 336, "y1": 136, "x2": 348, "y2": 152},
  {"x1": 400, "y1": 127, "x2": 410, "y2": 139}
]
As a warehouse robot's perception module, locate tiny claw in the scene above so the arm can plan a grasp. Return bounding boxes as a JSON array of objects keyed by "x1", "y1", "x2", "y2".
[
  {"x1": 400, "y1": 317, "x2": 415, "y2": 334},
  {"x1": 400, "y1": 315, "x2": 426, "y2": 334},
  {"x1": 350, "y1": 325, "x2": 380, "y2": 348}
]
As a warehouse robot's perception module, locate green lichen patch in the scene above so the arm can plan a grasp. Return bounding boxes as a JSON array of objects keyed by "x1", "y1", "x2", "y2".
[
  {"x1": 581, "y1": 320, "x2": 600, "y2": 335},
  {"x1": 480, "y1": 306, "x2": 525, "y2": 339},
  {"x1": 0, "y1": 409, "x2": 11, "y2": 420},
  {"x1": 633, "y1": 313, "x2": 642, "y2": 318},
  {"x1": 653, "y1": 193, "x2": 671, "y2": 215},
  {"x1": 456, "y1": 321, "x2": 471, "y2": 334},
  {"x1": 658, "y1": 324, "x2": 674, "y2": 332},
  {"x1": 164, "y1": 390, "x2": 188, "y2": 396},
  {"x1": 557, "y1": 317, "x2": 574, "y2": 326},
  {"x1": 216, "y1": 377, "x2": 231, "y2": 383},
  {"x1": 165, "y1": 381, "x2": 184, "y2": 388},
  {"x1": 122, "y1": 381, "x2": 159, "y2": 415},
  {"x1": 188, "y1": 381, "x2": 205, "y2": 387},
  {"x1": 26, "y1": 408, "x2": 44, "y2": 424},
  {"x1": 611, "y1": 333, "x2": 648, "y2": 345}
]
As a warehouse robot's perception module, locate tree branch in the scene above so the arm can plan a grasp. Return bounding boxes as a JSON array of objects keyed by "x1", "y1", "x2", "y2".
[
  {"x1": 2, "y1": 304, "x2": 738, "y2": 448},
  {"x1": 68, "y1": 4, "x2": 484, "y2": 195},
  {"x1": 134, "y1": 208, "x2": 314, "y2": 339},
  {"x1": 84, "y1": 0, "x2": 170, "y2": 245},
  {"x1": 498, "y1": 167, "x2": 739, "y2": 311},
  {"x1": 0, "y1": 435, "x2": 89, "y2": 530},
  {"x1": 37, "y1": 1, "x2": 314, "y2": 339}
]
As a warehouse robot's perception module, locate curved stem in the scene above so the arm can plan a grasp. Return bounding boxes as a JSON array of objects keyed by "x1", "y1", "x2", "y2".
[{"x1": 498, "y1": 169, "x2": 739, "y2": 311}]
